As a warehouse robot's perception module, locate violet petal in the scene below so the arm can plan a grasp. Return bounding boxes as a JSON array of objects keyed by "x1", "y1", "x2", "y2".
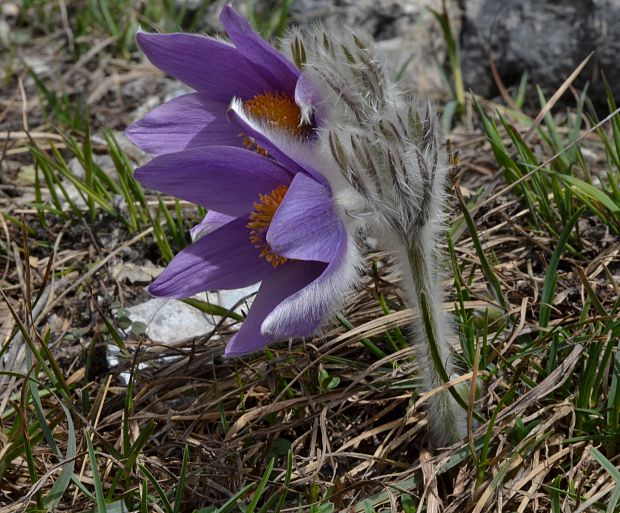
[
  {"x1": 136, "y1": 32, "x2": 271, "y2": 101},
  {"x1": 267, "y1": 172, "x2": 340, "y2": 263},
  {"x1": 134, "y1": 146, "x2": 292, "y2": 217},
  {"x1": 224, "y1": 260, "x2": 326, "y2": 356},
  {"x1": 262, "y1": 224, "x2": 356, "y2": 338},
  {"x1": 190, "y1": 211, "x2": 236, "y2": 241},
  {"x1": 149, "y1": 217, "x2": 274, "y2": 298},
  {"x1": 125, "y1": 93, "x2": 242, "y2": 156},
  {"x1": 219, "y1": 6, "x2": 299, "y2": 94}
]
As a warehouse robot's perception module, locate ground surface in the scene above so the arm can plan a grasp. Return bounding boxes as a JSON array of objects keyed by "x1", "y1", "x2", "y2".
[{"x1": 1, "y1": 1, "x2": 619, "y2": 512}]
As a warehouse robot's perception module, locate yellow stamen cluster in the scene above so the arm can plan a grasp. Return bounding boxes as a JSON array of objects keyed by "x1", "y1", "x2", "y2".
[
  {"x1": 243, "y1": 92, "x2": 311, "y2": 137},
  {"x1": 247, "y1": 184, "x2": 289, "y2": 268}
]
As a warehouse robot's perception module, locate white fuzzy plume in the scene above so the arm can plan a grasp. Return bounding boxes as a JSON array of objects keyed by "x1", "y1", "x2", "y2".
[{"x1": 284, "y1": 26, "x2": 467, "y2": 447}]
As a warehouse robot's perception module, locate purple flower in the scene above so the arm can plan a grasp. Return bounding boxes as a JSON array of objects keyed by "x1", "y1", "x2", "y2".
[
  {"x1": 125, "y1": 5, "x2": 314, "y2": 156},
  {"x1": 128, "y1": 9, "x2": 359, "y2": 356},
  {"x1": 134, "y1": 142, "x2": 356, "y2": 357}
]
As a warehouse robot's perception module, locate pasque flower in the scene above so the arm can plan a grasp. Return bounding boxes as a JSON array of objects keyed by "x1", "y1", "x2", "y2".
[
  {"x1": 126, "y1": 5, "x2": 315, "y2": 156},
  {"x1": 128, "y1": 5, "x2": 466, "y2": 446},
  {"x1": 128, "y1": 8, "x2": 359, "y2": 357},
  {"x1": 134, "y1": 136, "x2": 358, "y2": 358}
]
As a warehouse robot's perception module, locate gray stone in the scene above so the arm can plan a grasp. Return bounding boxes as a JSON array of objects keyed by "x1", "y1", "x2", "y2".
[
  {"x1": 460, "y1": 0, "x2": 620, "y2": 107},
  {"x1": 289, "y1": 0, "x2": 453, "y2": 98},
  {"x1": 125, "y1": 298, "x2": 217, "y2": 343},
  {"x1": 287, "y1": 0, "x2": 620, "y2": 107}
]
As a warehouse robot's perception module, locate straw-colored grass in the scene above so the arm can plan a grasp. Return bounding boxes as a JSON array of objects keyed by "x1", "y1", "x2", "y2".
[{"x1": 1, "y1": 1, "x2": 619, "y2": 512}]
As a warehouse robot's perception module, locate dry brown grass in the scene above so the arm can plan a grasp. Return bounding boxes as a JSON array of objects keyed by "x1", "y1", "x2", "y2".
[{"x1": 1, "y1": 2, "x2": 619, "y2": 512}]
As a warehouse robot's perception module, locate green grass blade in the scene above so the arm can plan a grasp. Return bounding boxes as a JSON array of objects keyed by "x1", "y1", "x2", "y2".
[
  {"x1": 456, "y1": 189, "x2": 508, "y2": 310},
  {"x1": 607, "y1": 338, "x2": 620, "y2": 432},
  {"x1": 173, "y1": 445, "x2": 190, "y2": 513},
  {"x1": 550, "y1": 476, "x2": 562, "y2": 513},
  {"x1": 514, "y1": 71, "x2": 529, "y2": 109},
  {"x1": 141, "y1": 479, "x2": 149, "y2": 513},
  {"x1": 45, "y1": 401, "x2": 77, "y2": 510},
  {"x1": 182, "y1": 298, "x2": 244, "y2": 322},
  {"x1": 539, "y1": 207, "x2": 584, "y2": 328},
  {"x1": 139, "y1": 464, "x2": 173, "y2": 513},
  {"x1": 335, "y1": 313, "x2": 386, "y2": 358},
  {"x1": 429, "y1": 2, "x2": 464, "y2": 110},
  {"x1": 86, "y1": 433, "x2": 107, "y2": 513},
  {"x1": 245, "y1": 457, "x2": 275, "y2": 513},
  {"x1": 271, "y1": 450, "x2": 293, "y2": 513},
  {"x1": 18, "y1": 374, "x2": 44, "y2": 510},
  {"x1": 29, "y1": 380, "x2": 59, "y2": 457},
  {"x1": 82, "y1": 119, "x2": 96, "y2": 219},
  {"x1": 215, "y1": 482, "x2": 257, "y2": 513},
  {"x1": 550, "y1": 172, "x2": 620, "y2": 214},
  {"x1": 590, "y1": 447, "x2": 620, "y2": 513}
]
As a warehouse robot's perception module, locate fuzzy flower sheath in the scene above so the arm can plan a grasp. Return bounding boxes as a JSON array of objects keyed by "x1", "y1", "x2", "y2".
[{"x1": 285, "y1": 29, "x2": 468, "y2": 446}]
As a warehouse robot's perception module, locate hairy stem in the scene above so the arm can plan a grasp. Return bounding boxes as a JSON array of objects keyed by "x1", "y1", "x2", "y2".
[{"x1": 402, "y1": 232, "x2": 467, "y2": 447}]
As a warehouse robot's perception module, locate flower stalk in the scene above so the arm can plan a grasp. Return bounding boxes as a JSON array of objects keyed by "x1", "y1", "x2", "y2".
[{"x1": 403, "y1": 237, "x2": 467, "y2": 446}]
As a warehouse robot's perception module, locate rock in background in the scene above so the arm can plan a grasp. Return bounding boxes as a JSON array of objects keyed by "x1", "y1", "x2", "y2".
[
  {"x1": 286, "y1": 0, "x2": 620, "y2": 108},
  {"x1": 460, "y1": 0, "x2": 619, "y2": 108},
  {"x1": 288, "y1": 0, "x2": 452, "y2": 99}
]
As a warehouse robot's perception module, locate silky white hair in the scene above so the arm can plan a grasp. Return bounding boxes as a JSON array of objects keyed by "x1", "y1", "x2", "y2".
[{"x1": 281, "y1": 26, "x2": 467, "y2": 447}]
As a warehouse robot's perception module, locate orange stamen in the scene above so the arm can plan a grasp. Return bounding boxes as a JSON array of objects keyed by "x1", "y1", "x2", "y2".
[
  {"x1": 242, "y1": 135, "x2": 268, "y2": 156},
  {"x1": 243, "y1": 92, "x2": 311, "y2": 137},
  {"x1": 247, "y1": 184, "x2": 289, "y2": 268}
]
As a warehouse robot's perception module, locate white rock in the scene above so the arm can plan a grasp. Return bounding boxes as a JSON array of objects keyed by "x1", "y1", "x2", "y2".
[
  {"x1": 125, "y1": 298, "x2": 217, "y2": 343},
  {"x1": 206, "y1": 283, "x2": 260, "y2": 311},
  {"x1": 111, "y1": 261, "x2": 164, "y2": 284},
  {"x1": 124, "y1": 283, "x2": 259, "y2": 344}
]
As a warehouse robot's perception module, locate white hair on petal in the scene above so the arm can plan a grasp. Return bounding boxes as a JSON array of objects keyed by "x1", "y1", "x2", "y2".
[{"x1": 261, "y1": 229, "x2": 362, "y2": 337}]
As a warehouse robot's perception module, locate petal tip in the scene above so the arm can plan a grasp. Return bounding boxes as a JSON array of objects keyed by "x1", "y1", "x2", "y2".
[
  {"x1": 224, "y1": 337, "x2": 267, "y2": 358},
  {"x1": 147, "y1": 277, "x2": 171, "y2": 298},
  {"x1": 135, "y1": 30, "x2": 155, "y2": 49},
  {"x1": 219, "y1": 4, "x2": 235, "y2": 18},
  {"x1": 131, "y1": 166, "x2": 148, "y2": 186},
  {"x1": 223, "y1": 346, "x2": 244, "y2": 358},
  {"x1": 219, "y1": 4, "x2": 243, "y2": 29},
  {"x1": 123, "y1": 120, "x2": 139, "y2": 141},
  {"x1": 147, "y1": 272, "x2": 187, "y2": 299}
]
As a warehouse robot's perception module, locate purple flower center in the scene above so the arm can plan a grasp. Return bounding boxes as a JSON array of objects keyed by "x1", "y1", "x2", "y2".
[{"x1": 247, "y1": 184, "x2": 290, "y2": 268}]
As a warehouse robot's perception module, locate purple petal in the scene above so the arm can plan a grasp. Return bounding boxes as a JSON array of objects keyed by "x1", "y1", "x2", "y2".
[
  {"x1": 149, "y1": 217, "x2": 274, "y2": 298},
  {"x1": 134, "y1": 146, "x2": 292, "y2": 217},
  {"x1": 262, "y1": 225, "x2": 359, "y2": 338},
  {"x1": 136, "y1": 32, "x2": 272, "y2": 101},
  {"x1": 190, "y1": 211, "x2": 236, "y2": 241},
  {"x1": 228, "y1": 99, "x2": 328, "y2": 186},
  {"x1": 224, "y1": 260, "x2": 326, "y2": 357},
  {"x1": 219, "y1": 6, "x2": 299, "y2": 94},
  {"x1": 267, "y1": 172, "x2": 340, "y2": 263},
  {"x1": 295, "y1": 73, "x2": 323, "y2": 125},
  {"x1": 125, "y1": 93, "x2": 242, "y2": 156}
]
